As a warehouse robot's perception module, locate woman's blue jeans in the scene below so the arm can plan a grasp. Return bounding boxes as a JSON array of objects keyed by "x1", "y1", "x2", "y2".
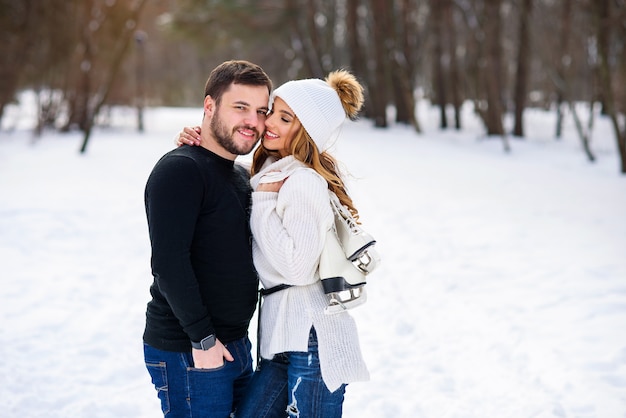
[
  {"x1": 235, "y1": 328, "x2": 346, "y2": 418},
  {"x1": 144, "y1": 337, "x2": 253, "y2": 418}
]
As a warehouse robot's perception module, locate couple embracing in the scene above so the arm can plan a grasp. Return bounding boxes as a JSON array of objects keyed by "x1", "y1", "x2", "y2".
[{"x1": 143, "y1": 60, "x2": 369, "y2": 418}]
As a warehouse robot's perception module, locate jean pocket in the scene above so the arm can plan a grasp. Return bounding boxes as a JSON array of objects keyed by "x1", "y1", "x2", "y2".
[
  {"x1": 146, "y1": 361, "x2": 170, "y2": 415},
  {"x1": 188, "y1": 362, "x2": 227, "y2": 373}
]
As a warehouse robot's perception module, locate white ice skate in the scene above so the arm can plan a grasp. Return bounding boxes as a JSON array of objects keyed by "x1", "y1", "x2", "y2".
[{"x1": 319, "y1": 192, "x2": 380, "y2": 314}]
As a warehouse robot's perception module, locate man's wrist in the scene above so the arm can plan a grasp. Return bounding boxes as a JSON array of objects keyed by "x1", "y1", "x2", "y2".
[{"x1": 191, "y1": 334, "x2": 216, "y2": 350}]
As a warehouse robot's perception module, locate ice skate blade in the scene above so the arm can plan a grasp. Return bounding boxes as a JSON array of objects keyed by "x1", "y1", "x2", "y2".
[{"x1": 324, "y1": 290, "x2": 367, "y2": 315}]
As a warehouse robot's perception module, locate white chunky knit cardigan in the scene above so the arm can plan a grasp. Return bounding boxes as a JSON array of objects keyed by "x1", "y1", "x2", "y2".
[{"x1": 250, "y1": 155, "x2": 369, "y2": 392}]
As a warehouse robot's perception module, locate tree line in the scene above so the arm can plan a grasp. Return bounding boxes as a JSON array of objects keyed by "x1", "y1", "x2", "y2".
[{"x1": 0, "y1": 0, "x2": 624, "y2": 173}]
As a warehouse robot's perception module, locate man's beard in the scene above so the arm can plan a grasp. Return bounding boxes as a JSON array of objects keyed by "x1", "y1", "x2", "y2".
[{"x1": 210, "y1": 108, "x2": 261, "y2": 155}]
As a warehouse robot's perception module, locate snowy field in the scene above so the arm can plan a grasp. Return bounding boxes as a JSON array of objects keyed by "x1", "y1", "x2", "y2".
[{"x1": 1, "y1": 97, "x2": 625, "y2": 418}]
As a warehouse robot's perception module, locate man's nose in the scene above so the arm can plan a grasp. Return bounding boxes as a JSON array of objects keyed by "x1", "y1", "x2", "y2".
[{"x1": 244, "y1": 111, "x2": 261, "y2": 127}]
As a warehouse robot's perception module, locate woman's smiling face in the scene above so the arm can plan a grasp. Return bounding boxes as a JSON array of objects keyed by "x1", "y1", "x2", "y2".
[{"x1": 262, "y1": 97, "x2": 302, "y2": 157}]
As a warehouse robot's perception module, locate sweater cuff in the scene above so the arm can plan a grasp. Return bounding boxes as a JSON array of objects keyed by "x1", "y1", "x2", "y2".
[{"x1": 183, "y1": 319, "x2": 215, "y2": 344}]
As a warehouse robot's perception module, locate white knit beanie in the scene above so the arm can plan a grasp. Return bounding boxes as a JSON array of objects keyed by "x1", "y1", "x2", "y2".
[{"x1": 271, "y1": 78, "x2": 346, "y2": 151}]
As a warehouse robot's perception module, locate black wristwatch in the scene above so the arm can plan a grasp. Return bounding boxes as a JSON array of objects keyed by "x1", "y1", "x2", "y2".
[{"x1": 191, "y1": 334, "x2": 216, "y2": 350}]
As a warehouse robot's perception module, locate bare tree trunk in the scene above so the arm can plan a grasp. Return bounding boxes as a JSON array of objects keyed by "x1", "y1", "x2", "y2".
[
  {"x1": 512, "y1": 0, "x2": 533, "y2": 137},
  {"x1": 346, "y1": 0, "x2": 366, "y2": 80},
  {"x1": 135, "y1": 31, "x2": 147, "y2": 133},
  {"x1": 483, "y1": 0, "x2": 506, "y2": 140},
  {"x1": 554, "y1": 0, "x2": 572, "y2": 139},
  {"x1": 285, "y1": 0, "x2": 322, "y2": 78},
  {"x1": 79, "y1": 0, "x2": 149, "y2": 153},
  {"x1": 323, "y1": 0, "x2": 337, "y2": 71},
  {"x1": 345, "y1": 0, "x2": 373, "y2": 118},
  {"x1": 370, "y1": 0, "x2": 389, "y2": 127},
  {"x1": 551, "y1": 64, "x2": 598, "y2": 162},
  {"x1": 387, "y1": 0, "x2": 409, "y2": 127},
  {"x1": 78, "y1": 16, "x2": 94, "y2": 132},
  {"x1": 305, "y1": 0, "x2": 324, "y2": 77},
  {"x1": 401, "y1": 0, "x2": 422, "y2": 133},
  {"x1": 391, "y1": 68, "x2": 410, "y2": 124},
  {"x1": 0, "y1": 0, "x2": 36, "y2": 126},
  {"x1": 445, "y1": 0, "x2": 462, "y2": 130},
  {"x1": 393, "y1": 55, "x2": 421, "y2": 132},
  {"x1": 385, "y1": 0, "x2": 421, "y2": 132},
  {"x1": 569, "y1": 101, "x2": 596, "y2": 162},
  {"x1": 62, "y1": 0, "x2": 92, "y2": 132},
  {"x1": 456, "y1": 1, "x2": 484, "y2": 130},
  {"x1": 386, "y1": 0, "x2": 408, "y2": 125},
  {"x1": 593, "y1": 0, "x2": 626, "y2": 173},
  {"x1": 431, "y1": 0, "x2": 448, "y2": 129}
]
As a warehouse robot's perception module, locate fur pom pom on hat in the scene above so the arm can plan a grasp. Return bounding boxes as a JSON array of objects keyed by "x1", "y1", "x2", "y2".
[{"x1": 271, "y1": 70, "x2": 364, "y2": 150}]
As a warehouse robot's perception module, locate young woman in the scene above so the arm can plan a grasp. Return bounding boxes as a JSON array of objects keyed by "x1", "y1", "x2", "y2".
[{"x1": 178, "y1": 70, "x2": 369, "y2": 418}]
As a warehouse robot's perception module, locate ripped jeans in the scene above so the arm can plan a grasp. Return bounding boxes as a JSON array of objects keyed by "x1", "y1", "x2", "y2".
[{"x1": 235, "y1": 328, "x2": 346, "y2": 418}]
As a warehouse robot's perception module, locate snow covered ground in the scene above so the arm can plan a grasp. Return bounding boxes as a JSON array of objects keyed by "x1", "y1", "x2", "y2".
[{"x1": 1, "y1": 99, "x2": 625, "y2": 417}]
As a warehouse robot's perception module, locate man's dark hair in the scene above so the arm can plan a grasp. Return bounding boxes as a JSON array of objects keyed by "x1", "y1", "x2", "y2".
[{"x1": 204, "y1": 60, "x2": 272, "y2": 105}]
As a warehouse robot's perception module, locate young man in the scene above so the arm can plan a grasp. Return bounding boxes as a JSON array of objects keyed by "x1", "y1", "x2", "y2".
[{"x1": 143, "y1": 60, "x2": 272, "y2": 417}]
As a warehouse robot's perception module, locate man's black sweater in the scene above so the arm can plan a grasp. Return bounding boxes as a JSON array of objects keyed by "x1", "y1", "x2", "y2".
[{"x1": 143, "y1": 145, "x2": 258, "y2": 352}]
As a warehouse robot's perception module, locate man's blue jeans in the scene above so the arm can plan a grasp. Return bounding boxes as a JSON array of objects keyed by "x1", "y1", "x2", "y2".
[
  {"x1": 144, "y1": 337, "x2": 253, "y2": 418},
  {"x1": 235, "y1": 328, "x2": 346, "y2": 418}
]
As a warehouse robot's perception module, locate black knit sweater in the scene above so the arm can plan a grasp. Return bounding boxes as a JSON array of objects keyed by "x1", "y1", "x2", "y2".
[{"x1": 143, "y1": 145, "x2": 258, "y2": 352}]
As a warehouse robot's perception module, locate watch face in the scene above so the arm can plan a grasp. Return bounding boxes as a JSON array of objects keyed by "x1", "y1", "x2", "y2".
[
  {"x1": 192, "y1": 334, "x2": 215, "y2": 350},
  {"x1": 201, "y1": 335, "x2": 216, "y2": 350}
]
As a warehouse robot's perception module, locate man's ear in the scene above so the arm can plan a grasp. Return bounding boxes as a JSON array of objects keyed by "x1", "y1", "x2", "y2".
[{"x1": 203, "y1": 95, "x2": 215, "y2": 117}]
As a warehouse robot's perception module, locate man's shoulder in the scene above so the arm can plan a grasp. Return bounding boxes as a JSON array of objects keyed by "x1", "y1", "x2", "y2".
[
  {"x1": 146, "y1": 148, "x2": 207, "y2": 201},
  {"x1": 158, "y1": 145, "x2": 221, "y2": 170},
  {"x1": 164, "y1": 145, "x2": 203, "y2": 160},
  {"x1": 152, "y1": 147, "x2": 198, "y2": 172}
]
